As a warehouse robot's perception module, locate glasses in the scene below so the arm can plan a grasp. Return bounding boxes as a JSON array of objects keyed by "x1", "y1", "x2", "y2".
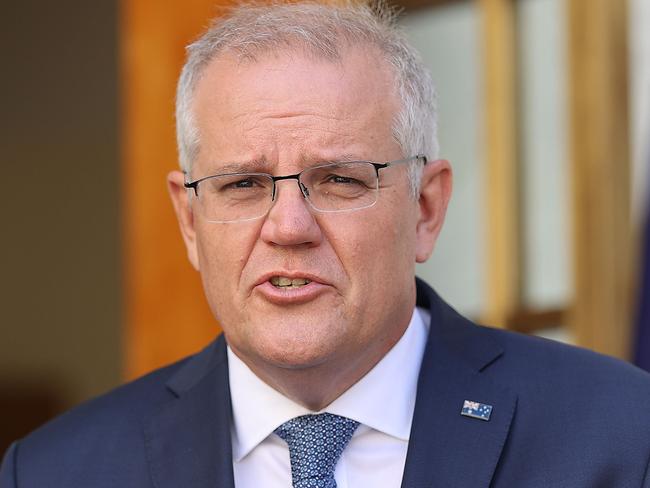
[{"x1": 184, "y1": 155, "x2": 427, "y2": 223}]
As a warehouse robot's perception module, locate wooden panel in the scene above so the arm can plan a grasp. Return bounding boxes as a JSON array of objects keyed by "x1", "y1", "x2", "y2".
[
  {"x1": 478, "y1": 0, "x2": 520, "y2": 328},
  {"x1": 567, "y1": 0, "x2": 632, "y2": 358},
  {"x1": 120, "y1": 0, "x2": 233, "y2": 380},
  {"x1": 506, "y1": 308, "x2": 566, "y2": 334}
]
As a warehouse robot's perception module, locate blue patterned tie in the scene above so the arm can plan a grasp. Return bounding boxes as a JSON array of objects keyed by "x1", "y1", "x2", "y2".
[{"x1": 274, "y1": 413, "x2": 359, "y2": 488}]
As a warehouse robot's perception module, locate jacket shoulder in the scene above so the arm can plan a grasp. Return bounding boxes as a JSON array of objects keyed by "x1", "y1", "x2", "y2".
[
  {"x1": 418, "y1": 276, "x2": 650, "y2": 398},
  {"x1": 484, "y1": 324, "x2": 650, "y2": 395},
  {"x1": 25, "y1": 355, "x2": 186, "y2": 443},
  {"x1": 474, "y1": 327, "x2": 650, "y2": 485},
  {"x1": 2, "y1": 344, "x2": 216, "y2": 487}
]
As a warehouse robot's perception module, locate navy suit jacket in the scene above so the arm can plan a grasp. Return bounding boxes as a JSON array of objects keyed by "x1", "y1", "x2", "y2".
[{"x1": 2, "y1": 279, "x2": 650, "y2": 487}]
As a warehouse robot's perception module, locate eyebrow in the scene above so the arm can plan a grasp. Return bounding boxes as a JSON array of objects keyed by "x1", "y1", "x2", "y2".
[
  {"x1": 301, "y1": 153, "x2": 366, "y2": 165},
  {"x1": 206, "y1": 154, "x2": 367, "y2": 176},
  {"x1": 208, "y1": 158, "x2": 271, "y2": 175}
]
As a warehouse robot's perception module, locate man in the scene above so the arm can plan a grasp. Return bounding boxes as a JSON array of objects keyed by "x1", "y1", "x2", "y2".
[{"x1": 2, "y1": 2, "x2": 650, "y2": 487}]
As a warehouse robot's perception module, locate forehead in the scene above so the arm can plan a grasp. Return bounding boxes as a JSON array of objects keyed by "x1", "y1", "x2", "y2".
[{"x1": 190, "y1": 45, "x2": 402, "y2": 169}]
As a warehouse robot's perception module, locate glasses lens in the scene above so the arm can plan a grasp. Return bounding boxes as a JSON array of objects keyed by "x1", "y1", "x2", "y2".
[
  {"x1": 302, "y1": 162, "x2": 378, "y2": 212},
  {"x1": 195, "y1": 173, "x2": 273, "y2": 222}
]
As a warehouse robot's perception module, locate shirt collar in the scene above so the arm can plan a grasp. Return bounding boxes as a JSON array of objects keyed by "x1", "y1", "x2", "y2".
[{"x1": 228, "y1": 307, "x2": 430, "y2": 462}]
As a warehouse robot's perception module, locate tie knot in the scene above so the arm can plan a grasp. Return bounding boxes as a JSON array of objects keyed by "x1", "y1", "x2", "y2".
[{"x1": 274, "y1": 413, "x2": 359, "y2": 488}]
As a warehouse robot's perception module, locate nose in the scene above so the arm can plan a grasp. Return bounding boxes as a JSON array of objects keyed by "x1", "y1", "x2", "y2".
[{"x1": 260, "y1": 178, "x2": 323, "y2": 247}]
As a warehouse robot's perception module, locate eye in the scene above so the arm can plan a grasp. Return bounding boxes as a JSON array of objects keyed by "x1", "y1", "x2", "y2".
[
  {"x1": 198, "y1": 174, "x2": 271, "y2": 198},
  {"x1": 218, "y1": 175, "x2": 270, "y2": 192},
  {"x1": 228, "y1": 177, "x2": 257, "y2": 189},
  {"x1": 326, "y1": 174, "x2": 363, "y2": 185},
  {"x1": 306, "y1": 163, "x2": 376, "y2": 192}
]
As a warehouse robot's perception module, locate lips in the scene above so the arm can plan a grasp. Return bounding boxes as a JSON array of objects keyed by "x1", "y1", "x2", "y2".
[
  {"x1": 254, "y1": 271, "x2": 326, "y2": 288},
  {"x1": 253, "y1": 272, "x2": 330, "y2": 305}
]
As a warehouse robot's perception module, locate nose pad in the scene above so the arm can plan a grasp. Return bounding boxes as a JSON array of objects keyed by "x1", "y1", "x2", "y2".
[
  {"x1": 261, "y1": 177, "x2": 322, "y2": 246},
  {"x1": 270, "y1": 178, "x2": 311, "y2": 209},
  {"x1": 272, "y1": 178, "x2": 309, "y2": 199}
]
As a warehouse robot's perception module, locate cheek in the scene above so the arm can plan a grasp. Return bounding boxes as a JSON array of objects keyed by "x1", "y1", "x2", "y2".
[
  {"x1": 378, "y1": 217, "x2": 415, "y2": 272},
  {"x1": 329, "y1": 205, "x2": 417, "y2": 288},
  {"x1": 375, "y1": 205, "x2": 419, "y2": 280},
  {"x1": 194, "y1": 224, "x2": 257, "y2": 308}
]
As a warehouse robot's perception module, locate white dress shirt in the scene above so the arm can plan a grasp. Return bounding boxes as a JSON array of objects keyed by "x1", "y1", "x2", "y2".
[{"x1": 228, "y1": 307, "x2": 430, "y2": 488}]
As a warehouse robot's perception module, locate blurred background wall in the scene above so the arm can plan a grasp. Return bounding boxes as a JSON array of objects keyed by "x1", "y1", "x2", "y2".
[
  {"x1": 0, "y1": 0, "x2": 121, "y2": 450},
  {"x1": 1, "y1": 0, "x2": 648, "y2": 455}
]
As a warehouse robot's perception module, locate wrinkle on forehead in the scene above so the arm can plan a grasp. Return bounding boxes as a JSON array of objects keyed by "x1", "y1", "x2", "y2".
[
  {"x1": 200, "y1": 151, "x2": 378, "y2": 178},
  {"x1": 191, "y1": 45, "x2": 401, "y2": 174}
]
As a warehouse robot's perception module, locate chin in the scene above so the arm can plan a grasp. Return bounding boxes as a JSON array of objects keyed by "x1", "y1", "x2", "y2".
[
  {"x1": 265, "y1": 337, "x2": 338, "y2": 369},
  {"x1": 238, "y1": 331, "x2": 341, "y2": 372},
  {"x1": 226, "y1": 310, "x2": 351, "y2": 368}
]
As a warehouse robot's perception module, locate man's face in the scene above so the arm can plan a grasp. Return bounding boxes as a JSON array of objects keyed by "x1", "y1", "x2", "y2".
[{"x1": 169, "y1": 46, "x2": 450, "y2": 397}]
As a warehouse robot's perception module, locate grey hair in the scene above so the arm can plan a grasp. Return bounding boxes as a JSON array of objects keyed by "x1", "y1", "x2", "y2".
[{"x1": 176, "y1": 0, "x2": 438, "y2": 196}]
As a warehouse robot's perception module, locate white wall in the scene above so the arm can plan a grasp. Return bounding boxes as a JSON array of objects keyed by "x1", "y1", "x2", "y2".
[
  {"x1": 401, "y1": 2, "x2": 486, "y2": 318},
  {"x1": 630, "y1": 0, "x2": 650, "y2": 223},
  {"x1": 517, "y1": 0, "x2": 572, "y2": 310}
]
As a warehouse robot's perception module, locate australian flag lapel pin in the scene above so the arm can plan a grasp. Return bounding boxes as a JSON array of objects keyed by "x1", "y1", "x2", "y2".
[{"x1": 461, "y1": 400, "x2": 493, "y2": 421}]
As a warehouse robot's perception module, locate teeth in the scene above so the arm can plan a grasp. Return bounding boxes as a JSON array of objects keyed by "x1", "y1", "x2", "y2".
[{"x1": 270, "y1": 276, "x2": 312, "y2": 288}]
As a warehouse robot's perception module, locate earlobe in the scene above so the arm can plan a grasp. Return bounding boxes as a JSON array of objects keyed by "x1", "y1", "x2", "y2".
[
  {"x1": 415, "y1": 159, "x2": 452, "y2": 263},
  {"x1": 167, "y1": 170, "x2": 200, "y2": 270}
]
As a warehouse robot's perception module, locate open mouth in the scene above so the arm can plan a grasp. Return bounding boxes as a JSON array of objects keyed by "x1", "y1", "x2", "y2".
[{"x1": 270, "y1": 276, "x2": 312, "y2": 289}]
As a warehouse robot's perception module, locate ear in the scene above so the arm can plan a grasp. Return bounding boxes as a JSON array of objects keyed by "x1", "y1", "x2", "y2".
[
  {"x1": 415, "y1": 159, "x2": 452, "y2": 263},
  {"x1": 167, "y1": 170, "x2": 200, "y2": 270}
]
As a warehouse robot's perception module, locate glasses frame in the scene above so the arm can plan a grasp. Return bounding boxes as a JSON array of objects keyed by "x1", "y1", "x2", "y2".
[{"x1": 183, "y1": 154, "x2": 427, "y2": 222}]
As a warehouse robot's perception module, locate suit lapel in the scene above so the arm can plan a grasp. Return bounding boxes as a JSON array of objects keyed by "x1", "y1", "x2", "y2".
[
  {"x1": 401, "y1": 280, "x2": 517, "y2": 488},
  {"x1": 145, "y1": 338, "x2": 235, "y2": 488}
]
